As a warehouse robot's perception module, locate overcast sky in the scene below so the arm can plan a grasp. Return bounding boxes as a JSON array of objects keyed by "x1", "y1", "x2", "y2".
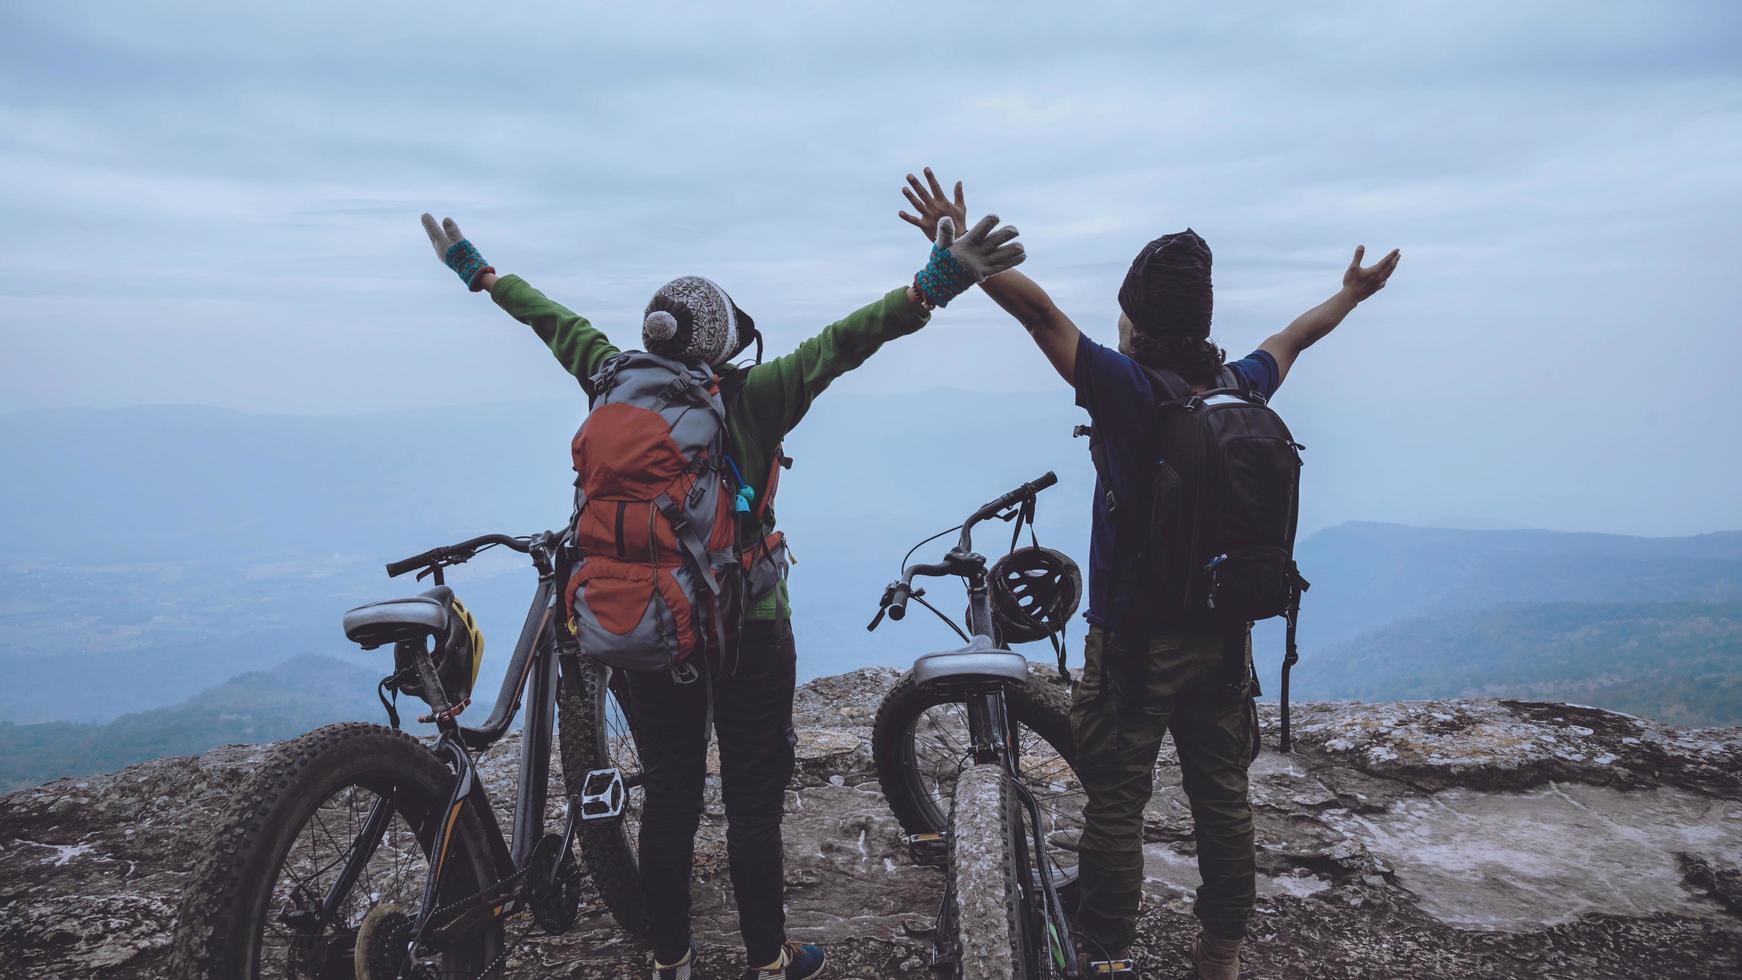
[{"x1": 3, "y1": 1, "x2": 1739, "y2": 534}]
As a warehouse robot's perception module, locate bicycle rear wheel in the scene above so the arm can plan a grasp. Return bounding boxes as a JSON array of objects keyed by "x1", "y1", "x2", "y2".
[
  {"x1": 170, "y1": 722, "x2": 504, "y2": 979},
  {"x1": 557, "y1": 657, "x2": 649, "y2": 939}
]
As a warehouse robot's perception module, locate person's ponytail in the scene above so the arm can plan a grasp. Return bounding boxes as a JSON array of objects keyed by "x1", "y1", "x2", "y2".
[{"x1": 1129, "y1": 332, "x2": 1226, "y2": 388}]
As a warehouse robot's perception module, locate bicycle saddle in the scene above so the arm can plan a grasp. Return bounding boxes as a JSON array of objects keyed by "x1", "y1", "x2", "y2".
[
  {"x1": 343, "y1": 585, "x2": 454, "y2": 650},
  {"x1": 912, "y1": 635, "x2": 1030, "y2": 691}
]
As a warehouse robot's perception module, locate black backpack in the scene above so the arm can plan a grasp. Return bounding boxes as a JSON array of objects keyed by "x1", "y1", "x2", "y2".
[{"x1": 1083, "y1": 363, "x2": 1312, "y2": 751}]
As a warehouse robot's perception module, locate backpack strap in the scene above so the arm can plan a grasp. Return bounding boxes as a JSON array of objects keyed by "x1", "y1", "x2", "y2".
[
  {"x1": 654, "y1": 492, "x2": 722, "y2": 596},
  {"x1": 1138, "y1": 364, "x2": 1195, "y2": 407},
  {"x1": 655, "y1": 368, "x2": 728, "y2": 426},
  {"x1": 1079, "y1": 365, "x2": 1194, "y2": 519},
  {"x1": 1278, "y1": 565, "x2": 1310, "y2": 753},
  {"x1": 757, "y1": 446, "x2": 790, "y2": 522},
  {"x1": 585, "y1": 352, "x2": 629, "y2": 407},
  {"x1": 719, "y1": 364, "x2": 752, "y2": 403},
  {"x1": 1087, "y1": 430, "x2": 1118, "y2": 515}
]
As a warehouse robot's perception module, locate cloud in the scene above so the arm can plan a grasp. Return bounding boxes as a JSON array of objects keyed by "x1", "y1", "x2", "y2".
[{"x1": 1, "y1": 0, "x2": 1738, "y2": 533}]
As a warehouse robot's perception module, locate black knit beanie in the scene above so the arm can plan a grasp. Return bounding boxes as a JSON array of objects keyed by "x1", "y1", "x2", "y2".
[{"x1": 1117, "y1": 229, "x2": 1213, "y2": 339}]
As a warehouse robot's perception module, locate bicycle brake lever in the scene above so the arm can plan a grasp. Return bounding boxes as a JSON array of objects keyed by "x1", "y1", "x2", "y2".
[{"x1": 867, "y1": 608, "x2": 887, "y2": 632}]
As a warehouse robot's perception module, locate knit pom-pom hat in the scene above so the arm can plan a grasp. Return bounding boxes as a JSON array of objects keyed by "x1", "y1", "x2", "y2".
[{"x1": 642, "y1": 276, "x2": 741, "y2": 366}]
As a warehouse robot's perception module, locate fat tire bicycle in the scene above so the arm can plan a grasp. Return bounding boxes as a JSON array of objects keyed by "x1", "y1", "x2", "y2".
[
  {"x1": 169, "y1": 528, "x2": 648, "y2": 978},
  {"x1": 868, "y1": 474, "x2": 1128, "y2": 979}
]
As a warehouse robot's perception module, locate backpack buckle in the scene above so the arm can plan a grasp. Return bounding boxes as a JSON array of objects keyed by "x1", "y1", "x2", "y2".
[{"x1": 669, "y1": 659, "x2": 700, "y2": 685}]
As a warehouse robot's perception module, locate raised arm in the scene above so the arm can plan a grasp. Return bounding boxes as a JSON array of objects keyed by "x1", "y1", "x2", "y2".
[
  {"x1": 738, "y1": 209, "x2": 1027, "y2": 434},
  {"x1": 1258, "y1": 245, "x2": 1401, "y2": 384},
  {"x1": 979, "y1": 270, "x2": 1080, "y2": 383},
  {"x1": 737, "y1": 286, "x2": 931, "y2": 435},
  {"x1": 899, "y1": 169, "x2": 1080, "y2": 383},
  {"x1": 420, "y1": 213, "x2": 621, "y2": 391}
]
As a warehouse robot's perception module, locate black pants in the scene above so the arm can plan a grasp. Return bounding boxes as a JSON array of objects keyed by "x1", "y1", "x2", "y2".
[{"x1": 627, "y1": 617, "x2": 798, "y2": 966}]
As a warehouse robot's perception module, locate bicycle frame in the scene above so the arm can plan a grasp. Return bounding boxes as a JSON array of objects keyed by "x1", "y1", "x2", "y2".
[{"x1": 318, "y1": 529, "x2": 601, "y2": 969}]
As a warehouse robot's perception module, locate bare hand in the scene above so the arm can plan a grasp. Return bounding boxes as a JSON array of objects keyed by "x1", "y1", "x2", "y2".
[
  {"x1": 899, "y1": 167, "x2": 969, "y2": 242},
  {"x1": 1343, "y1": 245, "x2": 1402, "y2": 303}
]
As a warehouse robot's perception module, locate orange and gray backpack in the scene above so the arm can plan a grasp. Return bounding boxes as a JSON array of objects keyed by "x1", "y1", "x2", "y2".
[{"x1": 565, "y1": 351, "x2": 746, "y2": 681}]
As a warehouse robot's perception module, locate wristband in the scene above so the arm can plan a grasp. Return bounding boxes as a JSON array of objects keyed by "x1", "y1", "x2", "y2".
[
  {"x1": 442, "y1": 239, "x2": 495, "y2": 292},
  {"x1": 914, "y1": 243, "x2": 974, "y2": 308}
]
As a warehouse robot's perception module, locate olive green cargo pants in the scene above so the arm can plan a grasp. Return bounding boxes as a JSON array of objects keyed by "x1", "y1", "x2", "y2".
[{"x1": 1069, "y1": 624, "x2": 1258, "y2": 951}]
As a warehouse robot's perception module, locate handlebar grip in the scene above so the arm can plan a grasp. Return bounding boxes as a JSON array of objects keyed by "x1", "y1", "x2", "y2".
[
  {"x1": 385, "y1": 551, "x2": 435, "y2": 578},
  {"x1": 1030, "y1": 470, "x2": 1058, "y2": 492},
  {"x1": 887, "y1": 583, "x2": 911, "y2": 621},
  {"x1": 386, "y1": 550, "x2": 449, "y2": 577}
]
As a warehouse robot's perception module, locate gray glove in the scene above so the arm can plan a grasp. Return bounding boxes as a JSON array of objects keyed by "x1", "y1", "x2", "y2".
[
  {"x1": 914, "y1": 214, "x2": 1025, "y2": 307},
  {"x1": 420, "y1": 213, "x2": 494, "y2": 291}
]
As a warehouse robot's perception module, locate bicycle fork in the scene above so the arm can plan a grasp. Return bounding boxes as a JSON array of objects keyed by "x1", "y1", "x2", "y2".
[{"x1": 1009, "y1": 776, "x2": 1081, "y2": 977}]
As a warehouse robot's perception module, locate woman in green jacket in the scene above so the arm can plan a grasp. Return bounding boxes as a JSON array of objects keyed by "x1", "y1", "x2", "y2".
[{"x1": 419, "y1": 209, "x2": 1023, "y2": 980}]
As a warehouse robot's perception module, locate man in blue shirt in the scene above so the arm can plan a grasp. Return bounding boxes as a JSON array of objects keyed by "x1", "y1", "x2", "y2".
[{"x1": 900, "y1": 169, "x2": 1400, "y2": 979}]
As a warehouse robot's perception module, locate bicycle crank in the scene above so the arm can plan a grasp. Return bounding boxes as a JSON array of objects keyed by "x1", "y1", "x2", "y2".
[{"x1": 527, "y1": 832, "x2": 583, "y2": 934}]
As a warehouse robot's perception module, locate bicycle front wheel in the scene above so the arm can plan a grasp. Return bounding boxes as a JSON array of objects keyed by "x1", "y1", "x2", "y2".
[
  {"x1": 874, "y1": 669, "x2": 1082, "y2": 897},
  {"x1": 948, "y1": 763, "x2": 1031, "y2": 980},
  {"x1": 169, "y1": 722, "x2": 504, "y2": 979}
]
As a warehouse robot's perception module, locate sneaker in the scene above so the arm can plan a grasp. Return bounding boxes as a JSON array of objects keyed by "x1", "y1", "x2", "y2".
[
  {"x1": 653, "y1": 942, "x2": 698, "y2": 980},
  {"x1": 740, "y1": 940, "x2": 826, "y2": 980}
]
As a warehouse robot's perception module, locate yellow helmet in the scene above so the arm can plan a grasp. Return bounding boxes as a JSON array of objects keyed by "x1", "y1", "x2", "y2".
[
  {"x1": 395, "y1": 595, "x2": 485, "y2": 707},
  {"x1": 448, "y1": 597, "x2": 485, "y2": 692}
]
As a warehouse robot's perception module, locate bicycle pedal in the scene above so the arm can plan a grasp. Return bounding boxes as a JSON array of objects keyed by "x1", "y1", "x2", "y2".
[
  {"x1": 1086, "y1": 958, "x2": 1136, "y2": 976},
  {"x1": 902, "y1": 830, "x2": 949, "y2": 865},
  {"x1": 578, "y1": 767, "x2": 626, "y2": 822}
]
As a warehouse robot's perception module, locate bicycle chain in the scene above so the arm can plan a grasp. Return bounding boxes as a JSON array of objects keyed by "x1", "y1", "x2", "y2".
[{"x1": 379, "y1": 859, "x2": 534, "y2": 980}]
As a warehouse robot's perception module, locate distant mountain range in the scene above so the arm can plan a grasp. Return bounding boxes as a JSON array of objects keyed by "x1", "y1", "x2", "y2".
[
  {"x1": 1286, "y1": 521, "x2": 1742, "y2": 649},
  {"x1": 1298, "y1": 600, "x2": 1742, "y2": 727},
  {"x1": 0, "y1": 654, "x2": 389, "y2": 792},
  {"x1": 2, "y1": 401, "x2": 1738, "y2": 782}
]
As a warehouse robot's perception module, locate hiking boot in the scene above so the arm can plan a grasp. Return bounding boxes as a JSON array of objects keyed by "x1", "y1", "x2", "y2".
[
  {"x1": 1190, "y1": 929, "x2": 1242, "y2": 980},
  {"x1": 653, "y1": 942, "x2": 698, "y2": 980},
  {"x1": 740, "y1": 940, "x2": 826, "y2": 980}
]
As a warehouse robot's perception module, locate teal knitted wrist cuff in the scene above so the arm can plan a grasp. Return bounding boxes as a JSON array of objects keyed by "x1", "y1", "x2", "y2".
[
  {"x1": 915, "y1": 244, "x2": 973, "y2": 308},
  {"x1": 443, "y1": 239, "x2": 494, "y2": 291}
]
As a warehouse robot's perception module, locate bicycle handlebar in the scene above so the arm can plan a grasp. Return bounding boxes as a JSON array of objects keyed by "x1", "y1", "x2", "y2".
[
  {"x1": 960, "y1": 471, "x2": 1057, "y2": 544},
  {"x1": 385, "y1": 532, "x2": 539, "y2": 578},
  {"x1": 867, "y1": 472, "x2": 1058, "y2": 631}
]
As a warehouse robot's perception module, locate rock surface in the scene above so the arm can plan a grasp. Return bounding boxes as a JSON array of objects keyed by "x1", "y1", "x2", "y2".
[{"x1": 3, "y1": 667, "x2": 1740, "y2": 978}]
